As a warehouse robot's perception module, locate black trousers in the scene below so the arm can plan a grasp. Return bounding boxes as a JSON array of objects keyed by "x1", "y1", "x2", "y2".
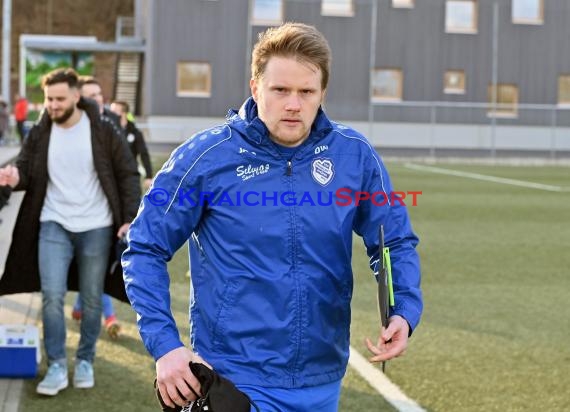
[{"x1": 16, "y1": 121, "x2": 26, "y2": 143}]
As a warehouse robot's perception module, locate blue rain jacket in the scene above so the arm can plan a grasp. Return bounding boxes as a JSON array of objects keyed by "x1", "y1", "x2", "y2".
[{"x1": 123, "y1": 98, "x2": 422, "y2": 388}]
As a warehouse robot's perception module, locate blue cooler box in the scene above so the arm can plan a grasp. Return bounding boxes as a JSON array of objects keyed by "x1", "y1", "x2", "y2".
[{"x1": 0, "y1": 324, "x2": 41, "y2": 378}]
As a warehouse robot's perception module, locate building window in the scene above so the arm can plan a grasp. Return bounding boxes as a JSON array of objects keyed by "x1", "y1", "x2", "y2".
[
  {"x1": 321, "y1": 0, "x2": 354, "y2": 16},
  {"x1": 177, "y1": 62, "x2": 211, "y2": 98},
  {"x1": 252, "y1": 0, "x2": 283, "y2": 25},
  {"x1": 488, "y1": 84, "x2": 518, "y2": 117},
  {"x1": 392, "y1": 0, "x2": 414, "y2": 8},
  {"x1": 444, "y1": 70, "x2": 466, "y2": 94},
  {"x1": 558, "y1": 75, "x2": 570, "y2": 106},
  {"x1": 512, "y1": 0, "x2": 544, "y2": 25},
  {"x1": 372, "y1": 69, "x2": 403, "y2": 101},
  {"x1": 445, "y1": 0, "x2": 478, "y2": 34}
]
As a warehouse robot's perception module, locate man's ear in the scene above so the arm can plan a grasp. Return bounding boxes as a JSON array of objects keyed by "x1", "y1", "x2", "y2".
[
  {"x1": 321, "y1": 88, "x2": 327, "y2": 105},
  {"x1": 250, "y1": 78, "x2": 258, "y2": 101},
  {"x1": 72, "y1": 88, "x2": 81, "y2": 104}
]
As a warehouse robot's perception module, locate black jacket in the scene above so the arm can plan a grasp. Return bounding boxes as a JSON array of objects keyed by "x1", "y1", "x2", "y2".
[
  {"x1": 0, "y1": 98, "x2": 140, "y2": 301},
  {"x1": 102, "y1": 107, "x2": 122, "y2": 132},
  {"x1": 124, "y1": 120, "x2": 153, "y2": 178}
]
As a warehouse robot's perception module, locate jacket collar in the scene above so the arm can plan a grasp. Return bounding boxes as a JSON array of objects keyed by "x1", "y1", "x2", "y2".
[
  {"x1": 36, "y1": 97, "x2": 102, "y2": 130},
  {"x1": 226, "y1": 97, "x2": 333, "y2": 146}
]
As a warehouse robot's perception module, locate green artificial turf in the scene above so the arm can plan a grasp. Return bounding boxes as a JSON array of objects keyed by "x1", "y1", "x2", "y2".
[{"x1": 21, "y1": 156, "x2": 570, "y2": 411}]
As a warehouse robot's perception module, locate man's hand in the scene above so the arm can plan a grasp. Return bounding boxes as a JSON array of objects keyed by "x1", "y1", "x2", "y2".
[
  {"x1": 116, "y1": 223, "x2": 130, "y2": 239},
  {"x1": 365, "y1": 315, "x2": 409, "y2": 363},
  {"x1": 0, "y1": 165, "x2": 20, "y2": 188},
  {"x1": 156, "y1": 347, "x2": 212, "y2": 408},
  {"x1": 143, "y1": 178, "x2": 152, "y2": 191}
]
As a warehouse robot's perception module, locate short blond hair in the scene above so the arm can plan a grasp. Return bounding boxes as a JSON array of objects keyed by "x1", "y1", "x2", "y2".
[{"x1": 251, "y1": 22, "x2": 331, "y2": 89}]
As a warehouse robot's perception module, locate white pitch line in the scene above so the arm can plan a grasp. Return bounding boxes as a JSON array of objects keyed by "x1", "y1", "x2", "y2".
[
  {"x1": 348, "y1": 346, "x2": 426, "y2": 412},
  {"x1": 404, "y1": 163, "x2": 567, "y2": 192}
]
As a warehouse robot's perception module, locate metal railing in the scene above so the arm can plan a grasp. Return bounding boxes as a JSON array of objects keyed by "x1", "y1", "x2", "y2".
[{"x1": 368, "y1": 101, "x2": 570, "y2": 158}]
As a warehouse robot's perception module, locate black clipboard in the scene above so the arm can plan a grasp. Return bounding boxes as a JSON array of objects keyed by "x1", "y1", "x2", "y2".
[{"x1": 377, "y1": 225, "x2": 389, "y2": 372}]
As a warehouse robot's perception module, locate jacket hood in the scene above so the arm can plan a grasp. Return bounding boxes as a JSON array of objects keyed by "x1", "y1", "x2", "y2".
[{"x1": 226, "y1": 97, "x2": 333, "y2": 146}]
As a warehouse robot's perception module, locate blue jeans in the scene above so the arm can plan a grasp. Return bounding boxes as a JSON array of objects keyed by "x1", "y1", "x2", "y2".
[
  {"x1": 237, "y1": 380, "x2": 341, "y2": 411},
  {"x1": 38, "y1": 221, "x2": 112, "y2": 364},
  {"x1": 73, "y1": 293, "x2": 115, "y2": 319}
]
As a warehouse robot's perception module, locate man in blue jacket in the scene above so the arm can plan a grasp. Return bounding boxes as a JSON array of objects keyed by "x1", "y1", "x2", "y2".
[{"x1": 123, "y1": 23, "x2": 422, "y2": 411}]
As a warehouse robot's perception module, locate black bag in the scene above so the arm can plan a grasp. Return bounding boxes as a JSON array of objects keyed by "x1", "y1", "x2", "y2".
[{"x1": 154, "y1": 362, "x2": 259, "y2": 412}]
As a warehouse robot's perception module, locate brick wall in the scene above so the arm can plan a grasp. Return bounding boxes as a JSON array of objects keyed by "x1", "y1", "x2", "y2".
[{"x1": 0, "y1": 0, "x2": 133, "y2": 105}]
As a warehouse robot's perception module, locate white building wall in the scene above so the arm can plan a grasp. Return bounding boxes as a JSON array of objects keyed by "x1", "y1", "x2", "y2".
[{"x1": 140, "y1": 116, "x2": 570, "y2": 152}]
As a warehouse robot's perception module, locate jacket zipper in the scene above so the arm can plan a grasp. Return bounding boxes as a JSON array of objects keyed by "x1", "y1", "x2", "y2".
[{"x1": 285, "y1": 157, "x2": 301, "y2": 380}]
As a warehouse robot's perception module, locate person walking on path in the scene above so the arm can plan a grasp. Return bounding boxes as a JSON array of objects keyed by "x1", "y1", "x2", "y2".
[
  {"x1": 0, "y1": 68, "x2": 140, "y2": 396},
  {"x1": 71, "y1": 76, "x2": 131, "y2": 339},
  {"x1": 13, "y1": 93, "x2": 29, "y2": 144}
]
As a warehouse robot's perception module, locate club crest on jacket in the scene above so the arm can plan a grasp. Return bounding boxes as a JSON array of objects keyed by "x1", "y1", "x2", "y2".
[{"x1": 311, "y1": 158, "x2": 334, "y2": 186}]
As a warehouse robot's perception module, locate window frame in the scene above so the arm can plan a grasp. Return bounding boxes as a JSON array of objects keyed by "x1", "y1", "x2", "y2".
[
  {"x1": 252, "y1": 0, "x2": 284, "y2": 26},
  {"x1": 176, "y1": 61, "x2": 212, "y2": 98},
  {"x1": 487, "y1": 83, "x2": 519, "y2": 118},
  {"x1": 321, "y1": 0, "x2": 354, "y2": 17},
  {"x1": 445, "y1": 0, "x2": 478, "y2": 34},
  {"x1": 512, "y1": 0, "x2": 544, "y2": 25},
  {"x1": 557, "y1": 75, "x2": 570, "y2": 107},
  {"x1": 443, "y1": 70, "x2": 466, "y2": 95},
  {"x1": 391, "y1": 0, "x2": 415, "y2": 9},
  {"x1": 371, "y1": 68, "x2": 403, "y2": 102}
]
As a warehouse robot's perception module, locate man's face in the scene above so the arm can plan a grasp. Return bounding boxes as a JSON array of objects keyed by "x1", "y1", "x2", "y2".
[
  {"x1": 109, "y1": 103, "x2": 125, "y2": 120},
  {"x1": 250, "y1": 56, "x2": 325, "y2": 147},
  {"x1": 44, "y1": 83, "x2": 79, "y2": 124},
  {"x1": 80, "y1": 83, "x2": 104, "y2": 112}
]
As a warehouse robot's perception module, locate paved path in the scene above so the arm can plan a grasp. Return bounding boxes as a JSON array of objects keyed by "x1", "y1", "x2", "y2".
[{"x1": 0, "y1": 147, "x2": 40, "y2": 412}]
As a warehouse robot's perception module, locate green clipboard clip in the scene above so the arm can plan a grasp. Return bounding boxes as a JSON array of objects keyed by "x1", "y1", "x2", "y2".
[
  {"x1": 377, "y1": 225, "x2": 394, "y2": 373},
  {"x1": 383, "y1": 246, "x2": 395, "y2": 307}
]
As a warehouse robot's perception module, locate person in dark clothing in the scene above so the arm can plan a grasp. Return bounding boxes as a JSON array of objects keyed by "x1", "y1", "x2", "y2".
[
  {"x1": 75, "y1": 76, "x2": 128, "y2": 337},
  {"x1": 110, "y1": 100, "x2": 153, "y2": 189},
  {"x1": 0, "y1": 68, "x2": 140, "y2": 396},
  {"x1": 77, "y1": 76, "x2": 122, "y2": 130}
]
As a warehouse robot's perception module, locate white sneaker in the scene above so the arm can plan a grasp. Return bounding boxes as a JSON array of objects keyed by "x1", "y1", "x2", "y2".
[
  {"x1": 36, "y1": 363, "x2": 68, "y2": 396},
  {"x1": 73, "y1": 359, "x2": 95, "y2": 389}
]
